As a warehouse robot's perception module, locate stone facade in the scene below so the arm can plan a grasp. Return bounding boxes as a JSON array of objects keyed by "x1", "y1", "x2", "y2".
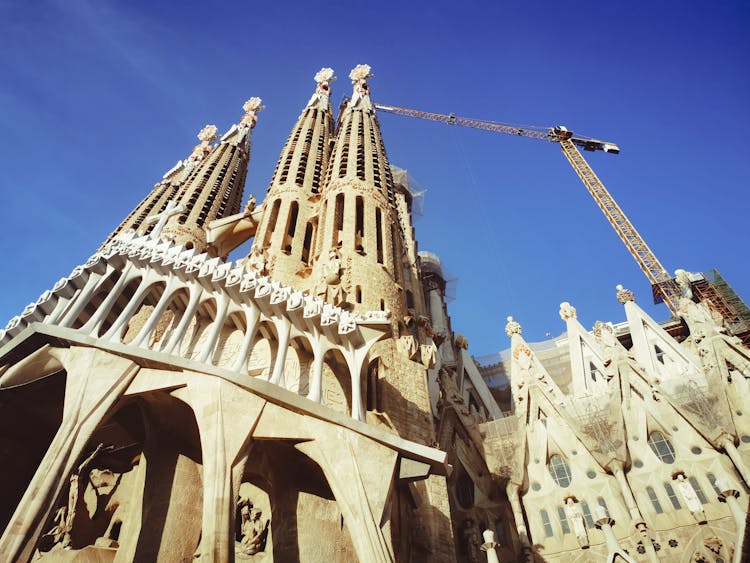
[{"x1": 1, "y1": 64, "x2": 749, "y2": 563}]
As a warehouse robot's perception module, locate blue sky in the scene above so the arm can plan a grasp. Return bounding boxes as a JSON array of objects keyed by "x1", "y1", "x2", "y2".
[{"x1": 1, "y1": 1, "x2": 749, "y2": 356}]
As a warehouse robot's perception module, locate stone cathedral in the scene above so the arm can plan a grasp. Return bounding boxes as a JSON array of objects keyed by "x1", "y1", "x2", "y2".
[{"x1": 1, "y1": 65, "x2": 749, "y2": 563}]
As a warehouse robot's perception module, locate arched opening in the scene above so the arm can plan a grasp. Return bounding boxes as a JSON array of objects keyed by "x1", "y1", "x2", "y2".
[
  {"x1": 70, "y1": 269, "x2": 122, "y2": 330},
  {"x1": 321, "y1": 348, "x2": 351, "y2": 415},
  {"x1": 284, "y1": 336, "x2": 313, "y2": 395},
  {"x1": 0, "y1": 371, "x2": 66, "y2": 532},
  {"x1": 179, "y1": 297, "x2": 217, "y2": 360},
  {"x1": 246, "y1": 321, "x2": 279, "y2": 381},
  {"x1": 236, "y1": 439, "x2": 356, "y2": 561},
  {"x1": 355, "y1": 196, "x2": 365, "y2": 254},
  {"x1": 96, "y1": 276, "x2": 143, "y2": 337},
  {"x1": 262, "y1": 199, "x2": 282, "y2": 250},
  {"x1": 301, "y1": 221, "x2": 314, "y2": 265},
  {"x1": 212, "y1": 311, "x2": 248, "y2": 367},
  {"x1": 149, "y1": 287, "x2": 191, "y2": 352},
  {"x1": 121, "y1": 281, "x2": 167, "y2": 344},
  {"x1": 366, "y1": 358, "x2": 380, "y2": 412},
  {"x1": 282, "y1": 201, "x2": 299, "y2": 255},
  {"x1": 333, "y1": 193, "x2": 345, "y2": 246}
]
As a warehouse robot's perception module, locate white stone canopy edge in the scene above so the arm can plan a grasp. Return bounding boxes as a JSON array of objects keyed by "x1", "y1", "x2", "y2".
[{"x1": 0, "y1": 230, "x2": 391, "y2": 348}]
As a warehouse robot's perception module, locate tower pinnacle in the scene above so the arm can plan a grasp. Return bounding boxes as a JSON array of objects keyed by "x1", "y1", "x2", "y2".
[
  {"x1": 347, "y1": 64, "x2": 374, "y2": 111},
  {"x1": 307, "y1": 68, "x2": 336, "y2": 110},
  {"x1": 159, "y1": 98, "x2": 262, "y2": 253}
]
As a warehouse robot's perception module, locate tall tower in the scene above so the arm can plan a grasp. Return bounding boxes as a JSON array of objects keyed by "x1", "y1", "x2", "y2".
[
  {"x1": 248, "y1": 69, "x2": 336, "y2": 284},
  {"x1": 307, "y1": 65, "x2": 406, "y2": 317},
  {"x1": 159, "y1": 98, "x2": 263, "y2": 253}
]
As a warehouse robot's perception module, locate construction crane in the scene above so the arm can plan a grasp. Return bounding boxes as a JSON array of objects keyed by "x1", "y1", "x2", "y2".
[{"x1": 374, "y1": 103, "x2": 682, "y2": 315}]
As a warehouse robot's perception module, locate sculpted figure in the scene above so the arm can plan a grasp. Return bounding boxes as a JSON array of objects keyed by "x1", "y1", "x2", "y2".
[
  {"x1": 316, "y1": 247, "x2": 344, "y2": 305},
  {"x1": 237, "y1": 499, "x2": 270, "y2": 556},
  {"x1": 244, "y1": 194, "x2": 256, "y2": 213},
  {"x1": 565, "y1": 497, "x2": 589, "y2": 547},
  {"x1": 246, "y1": 246, "x2": 268, "y2": 276},
  {"x1": 43, "y1": 443, "x2": 112, "y2": 549}
]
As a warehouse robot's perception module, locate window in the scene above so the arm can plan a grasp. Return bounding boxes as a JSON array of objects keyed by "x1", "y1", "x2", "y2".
[
  {"x1": 664, "y1": 483, "x2": 682, "y2": 509},
  {"x1": 375, "y1": 208, "x2": 383, "y2": 264},
  {"x1": 355, "y1": 196, "x2": 365, "y2": 254},
  {"x1": 557, "y1": 507, "x2": 570, "y2": 534},
  {"x1": 333, "y1": 193, "x2": 344, "y2": 245},
  {"x1": 355, "y1": 286, "x2": 362, "y2": 304},
  {"x1": 589, "y1": 361, "x2": 601, "y2": 382},
  {"x1": 549, "y1": 455, "x2": 572, "y2": 488},
  {"x1": 282, "y1": 201, "x2": 299, "y2": 254},
  {"x1": 540, "y1": 510, "x2": 553, "y2": 537},
  {"x1": 581, "y1": 501, "x2": 595, "y2": 527},
  {"x1": 646, "y1": 486, "x2": 664, "y2": 514},
  {"x1": 707, "y1": 473, "x2": 722, "y2": 497},
  {"x1": 262, "y1": 199, "x2": 281, "y2": 249},
  {"x1": 597, "y1": 497, "x2": 610, "y2": 518},
  {"x1": 301, "y1": 222, "x2": 314, "y2": 264},
  {"x1": 648, "y1": 431, "x2": 676, "y2": 464},
  {"x1": 688, "y1": 476, "x2": 708, "y2": 504},
  {"x1": 654, "y1": 344, "x2": 666, "y2": 364},
  {"x1": 406, "y1": 290, "x2": 414, "y2": 310}
]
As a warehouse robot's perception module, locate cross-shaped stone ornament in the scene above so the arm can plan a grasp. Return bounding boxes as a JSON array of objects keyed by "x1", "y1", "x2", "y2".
[{"x1": 145, "y1": 199, "x2": 185, "y2": 241}]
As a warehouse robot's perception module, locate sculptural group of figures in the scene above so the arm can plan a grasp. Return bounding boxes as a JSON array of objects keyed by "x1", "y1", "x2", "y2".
[{"x1": 35, "y1": 444, "x2": 271, "y2": 559}]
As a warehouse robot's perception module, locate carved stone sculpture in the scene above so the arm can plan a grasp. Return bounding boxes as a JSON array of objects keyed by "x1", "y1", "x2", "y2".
[
  {"x1": 236, "y1": 499, "x2": 270, "y2": 556},
  {"x1": 246, "y1": 246, "x2": 268, "y2": 276},
  {"x1": 564, "y1": 497, "x2": 589, "y2": 548}
]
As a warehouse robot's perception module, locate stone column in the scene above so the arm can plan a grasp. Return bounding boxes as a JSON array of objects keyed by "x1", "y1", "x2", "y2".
[
  {"x1": 0, "y1": 347, "x2": 139, "y2": 562},
  {"x1": 231, "y1": 305, "x2": 260, "y2": 373},
  {"x1": 131, "y1": 277, "x2": 179, "y2": 347},
  {"x1": 296, "y1": 431, "x2": 397, "y2": 563},
  {"x1": 163, "y1": 283, "x2": 203, "y2": 354},
  {"x1": 269, "y1": 318, "x2": 291, "y2": 386},
  {"x1": 717, "y1": 479, "x2": 745, "y2": 563},
  {"x1": 506, "y1": 482, "x2": 533, "y2": 560},
  {"x1": 196, "y1": 293, "x2": 230, "y2": 364},
  {"x1": 480, "y1": 529, "x2": 500, "y2": 563},
  {"x1": 720, "y1": 437, "x2": 750, "y2": 487},
  {"x1": 184, "y1": 377, "x2": 266, "y2": 561},
  {"x1": 101, "y1": 272, "x2": 159, "y2": 341}
]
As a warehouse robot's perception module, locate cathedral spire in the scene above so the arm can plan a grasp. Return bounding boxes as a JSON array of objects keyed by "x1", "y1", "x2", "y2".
[
  {"x1": 249, "y1": 69, "x2": 336, "y2": 283},
  {"x1": 310, "y1": 64, "x2": 410, "y2": 319},
  {"x1": 101, "y1": 124, "x2": 218, "y2": 248},
  {"x1": 160, "y1": 98, "x2": 263, "y2": 253}
]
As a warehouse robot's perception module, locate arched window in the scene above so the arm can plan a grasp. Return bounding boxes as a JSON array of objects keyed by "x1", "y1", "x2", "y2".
[
  {"x1": 648, "y1": 430, "x2": 676, "y2": 464},
  {"x1": 548, "y1": 455, "x2": 572, "y2": 488}
]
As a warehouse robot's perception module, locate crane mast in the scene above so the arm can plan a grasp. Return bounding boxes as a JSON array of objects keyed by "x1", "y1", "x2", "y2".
[{"x1": 375, "y1": 103, "x2": 682, "y2": 315}]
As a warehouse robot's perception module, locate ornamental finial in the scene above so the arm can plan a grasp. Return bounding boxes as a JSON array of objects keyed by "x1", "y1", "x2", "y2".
[
  {"x1": 347, "y1": 64, "x2": 374, "y2": 110},
  {"x1": 616, "y1": 284, "x2": 635, "y2": 304},
  {"x1": 505, "y1": 316, "x2": 522, "y2": 338},
  {"x1": 314, "y1": 67, "x2": 336, "y2": 85},
  {"x1": 240, "y1": 97, "x2": 264, "y2": 129},
  {"x1": 559, "y1": 301, "x2": 577, "y2": 321},
  {"x1": 349, "y1": 64, "x2": 373, "y2": 83},
  {"x1": 306, "y1": 68, "x2": 336, "y2": 109},
  {"x1": 189, "y1": 125, "x2": 218, "y2": 161},
  {"x1": 197, "y1": 125, "x2": 218, "y2": 143}
]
